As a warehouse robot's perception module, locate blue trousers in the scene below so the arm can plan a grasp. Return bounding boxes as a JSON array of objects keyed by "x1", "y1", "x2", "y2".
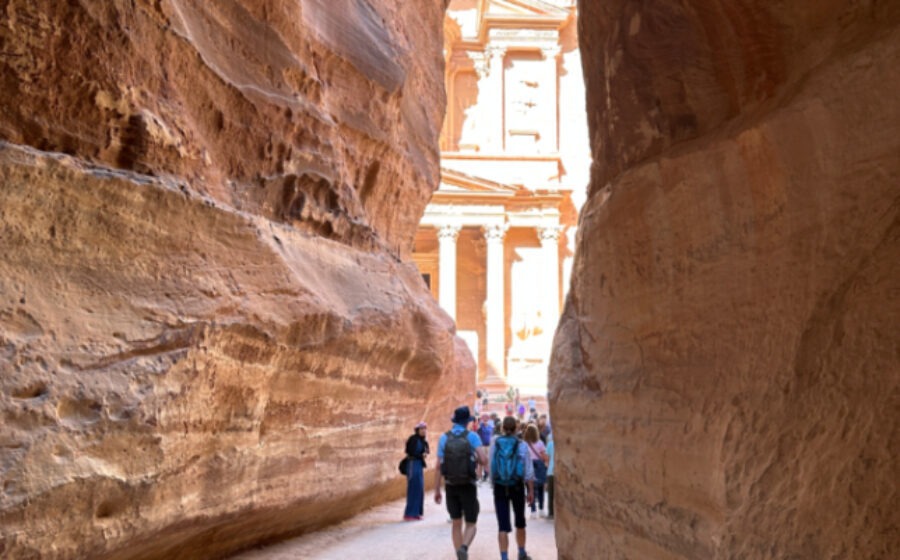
[{"x1": 404, "y1": 459, "x2": 424, "y2": 517}]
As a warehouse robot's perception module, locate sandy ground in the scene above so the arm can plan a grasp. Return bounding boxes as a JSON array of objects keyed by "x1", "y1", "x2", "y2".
[{"x1": 231, "y1": 481, "x2": 558, "y2": 560}]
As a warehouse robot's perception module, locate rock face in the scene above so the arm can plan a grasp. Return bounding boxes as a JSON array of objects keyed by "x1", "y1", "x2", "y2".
[
  {"x1": 0, "y1": 1, "x2": 472, "y2": 559},
  {"x1": 551, "y1": 2, "x2": 900, "y2": 559}
]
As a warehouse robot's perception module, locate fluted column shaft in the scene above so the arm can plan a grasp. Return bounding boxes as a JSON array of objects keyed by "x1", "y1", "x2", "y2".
[
  {"x1": 539, "y1": 226, "x2": 563, "y2": 335},
  {"x1": 484, "y1": 224, "x2": 508, "y2": 378},
  {"x1": 437, "y1": 225, "x2": 461, "y2": 321}
]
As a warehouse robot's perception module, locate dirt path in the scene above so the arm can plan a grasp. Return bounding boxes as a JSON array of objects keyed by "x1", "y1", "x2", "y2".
[{"x1": 231, "y1": 482, "x2": 557, "y2": 560}]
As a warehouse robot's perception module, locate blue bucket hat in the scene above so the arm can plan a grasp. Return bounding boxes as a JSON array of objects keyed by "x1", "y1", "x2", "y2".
[{"x1": 451, "y1": 406, "x2": 474, "y2": 426}]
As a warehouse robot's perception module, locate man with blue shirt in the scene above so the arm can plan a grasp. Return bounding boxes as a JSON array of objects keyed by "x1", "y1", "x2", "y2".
[{"x1": 435, "y1": 406, "x2": 489, "y2": 560}]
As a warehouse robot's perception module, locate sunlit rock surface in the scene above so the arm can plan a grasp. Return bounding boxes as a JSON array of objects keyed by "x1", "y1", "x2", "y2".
[
  {"x1": 551, "y1": 1, "x2": 900, "y2": 558},
  {"x1": 0, "y1": 1, "x2": 472, "y2": 559}
]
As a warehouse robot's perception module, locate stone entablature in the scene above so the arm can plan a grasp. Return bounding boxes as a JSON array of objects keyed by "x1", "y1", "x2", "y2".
[{"x1": 440, "y1": 153, "x2": 563, "y2": 190}]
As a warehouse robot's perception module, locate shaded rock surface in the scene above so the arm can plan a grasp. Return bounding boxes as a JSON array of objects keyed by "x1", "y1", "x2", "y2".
[
  {"x1": 0, "y1": 1, "x2": 472, "y2": 559},
  {"x1": 0, "y1": 0, "x2": 447, "y2": 257},
  {"x1": 550, "y1": 1, "x2": 900, "y2": 559}
]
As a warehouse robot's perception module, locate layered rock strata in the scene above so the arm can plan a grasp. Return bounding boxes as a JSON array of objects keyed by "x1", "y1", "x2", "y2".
[
  {"x1": 0, "y1": 1, "x2": 472, "y2": 559},
  {"x1": 551, "y1": 1, "x2": 900, "y2": 559}
]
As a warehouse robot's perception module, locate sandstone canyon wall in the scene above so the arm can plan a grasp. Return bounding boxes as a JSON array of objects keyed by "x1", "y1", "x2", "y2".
[
  {"x1": 0, "y1": 1, "x2": 473, "y2": 559},
  {"x1": 551, "y1": 1, "x2": 899, "y2": 559}
]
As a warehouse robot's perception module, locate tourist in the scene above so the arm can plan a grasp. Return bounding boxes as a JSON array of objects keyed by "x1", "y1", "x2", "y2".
[
  {"x1": 403, "y1": 421, "x2": 429, "y2": 521},
  {"x1": 435, "y1": 406, "x2": 488, "y2": 560},
  {"x1": 546, "y1": 432, "x2": 555, "y2": 520},
  {"x1": 478, "y1": 413, "x2": 494, "y2": 481},
  {"x1": 527, "y1": 397, "x2": 536, "y2": 412},
  {"x1": 470, "y1": 417, "x2": 485, "y2": 481},
  {"x1": 490, "y1": 416, "x2": 535, "y2": 560},
  {"x1": 516, "y1": 403, "x2": 526, "y2": 420},
  {"x1": 523, "y1": 424, "x2": 548, "y2": 519},
  {"x1": 538, "y1": 414, "x2": 550, "y2": 444}
]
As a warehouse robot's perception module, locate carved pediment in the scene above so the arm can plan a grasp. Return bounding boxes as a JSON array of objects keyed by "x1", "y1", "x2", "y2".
[{"x1": 439, "y1": 167, "x2": 526, "y2": 194}]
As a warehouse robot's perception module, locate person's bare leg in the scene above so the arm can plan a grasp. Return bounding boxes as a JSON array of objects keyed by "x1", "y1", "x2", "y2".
[
  {"x1": 516, "y1": 527, "x2": 526, "y2": 549},
  {"x1": 463, "y1": 522, "x2": 477, "y2": 547},
  {"x1": 451, "y1": 519, "x2": 463, "y2": 550},
  {"x1": 498, "y1": 531, "x2": 509, "y2": 553}
]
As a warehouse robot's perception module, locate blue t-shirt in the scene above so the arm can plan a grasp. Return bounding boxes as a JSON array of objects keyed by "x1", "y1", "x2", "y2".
[
  {"x1": 478, "y1": 422, "x2": 493, "y2": 446},
  {"x1": 546, "y1": 439, "x2": 555, "y2": 477},
  {"x1": 437, "y1": 424, "x2": 483, "y2": 462}
]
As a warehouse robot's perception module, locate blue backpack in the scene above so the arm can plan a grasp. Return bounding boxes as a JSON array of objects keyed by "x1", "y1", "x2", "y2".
[{"x1": 492, "y1": 436, "x2": 523, "y2": 486}]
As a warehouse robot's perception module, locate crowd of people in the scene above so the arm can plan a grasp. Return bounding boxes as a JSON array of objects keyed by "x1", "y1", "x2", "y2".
[{"x1": 401, "y1": 398, "x2": 555, "y2": 560}]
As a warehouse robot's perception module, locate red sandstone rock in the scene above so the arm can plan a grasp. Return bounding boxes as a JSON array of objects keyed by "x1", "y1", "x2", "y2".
[
  {"x1": 551, "y1": 1, "x2": 900, "y2": 558},
  {"x1": 0, "y1": 1, "x2": 473, "y2": 559},
  {"x1": 0, "y1": 0, "x2": 447, "y2": 257}
]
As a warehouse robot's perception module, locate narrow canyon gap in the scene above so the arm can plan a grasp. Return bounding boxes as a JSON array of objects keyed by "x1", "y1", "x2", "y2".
[
  {"x1": 0, "y1": 1, "x2": 475, "y2": 558},
  {"x1": 2, "y1": 1, "x2": 899, "y2": 560},
  {"x1": 550, "y1": 1, "x2": 900, "y2": 559}
]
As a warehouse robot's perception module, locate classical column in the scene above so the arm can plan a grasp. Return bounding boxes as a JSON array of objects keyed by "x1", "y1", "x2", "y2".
[
  {"x1": 458, "y1": 52, "x2": 490, "y2": 151},
  {"x1": 484, "y1": 45, "x2": 507, "y2": 152},
  {"x1": 540, "y1": 45, "x2": 561, "y2": 153},
  {"x1": 437, "y1": 225, "x2": 461, "y2": 321},
  {"x1": 539, "y1": 225, "x2": 563, "y2": 334},
  {"x1": 484, "y1": 224, "x2": 508, "y2": 378}
]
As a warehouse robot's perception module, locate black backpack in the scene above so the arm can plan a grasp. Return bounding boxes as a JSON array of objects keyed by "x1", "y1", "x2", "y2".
[{"x1": 442, "y1": 430, "x2": 476, "y2": 485}]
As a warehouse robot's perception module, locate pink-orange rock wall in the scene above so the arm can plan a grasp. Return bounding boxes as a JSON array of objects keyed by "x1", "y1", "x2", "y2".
[
  {"x1": 0, "y1": 1, "x2": 472, "y2": 559},
  {"x1": 551, "y1": 1, "x2": 900, "y2": 558}
]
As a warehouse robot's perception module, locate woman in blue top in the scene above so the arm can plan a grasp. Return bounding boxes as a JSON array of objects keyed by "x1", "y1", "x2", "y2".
[{"x1": 403, "y1": 421, "x2": 429, "y2": 520}]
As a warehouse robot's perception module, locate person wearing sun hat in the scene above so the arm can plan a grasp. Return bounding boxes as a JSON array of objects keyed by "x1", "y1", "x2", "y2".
[
  {"x1": 434, "y1": 406, "x2": 488, "y2": 560},
  {"x1": 403, "y1": 421, "x2": 429, "y2": 521}
]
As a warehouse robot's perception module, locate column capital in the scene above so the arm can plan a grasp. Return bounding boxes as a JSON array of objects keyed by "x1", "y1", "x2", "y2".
[
  {"x1": 437, "y1": 224, "x2": 461, "y2": 241},
  {"x1": 485, "y1": 45, "x2": 507, "y2": 61},
  {"x1": 483, "y1": 223, "x2": 509, "y2": 242},
  {"x1": 540, "y1": 45, "x2": 562, "y2": 60},
  {"x1": 538, "y1": 225, "x2": 564, "y2": 242},
  {"x1": 472, "y1": 52, "x2": 490, "y2": 78}
]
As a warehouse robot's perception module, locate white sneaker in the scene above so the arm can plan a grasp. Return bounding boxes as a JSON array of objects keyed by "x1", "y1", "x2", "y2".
[{"x1": 530, "y1": 512, "x2": 537, "y2": 520}]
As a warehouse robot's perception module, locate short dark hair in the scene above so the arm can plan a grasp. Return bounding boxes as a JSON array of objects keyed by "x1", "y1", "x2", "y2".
[{"x1": 501, "y1": 416, "x2": 518, "y2": 435}]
